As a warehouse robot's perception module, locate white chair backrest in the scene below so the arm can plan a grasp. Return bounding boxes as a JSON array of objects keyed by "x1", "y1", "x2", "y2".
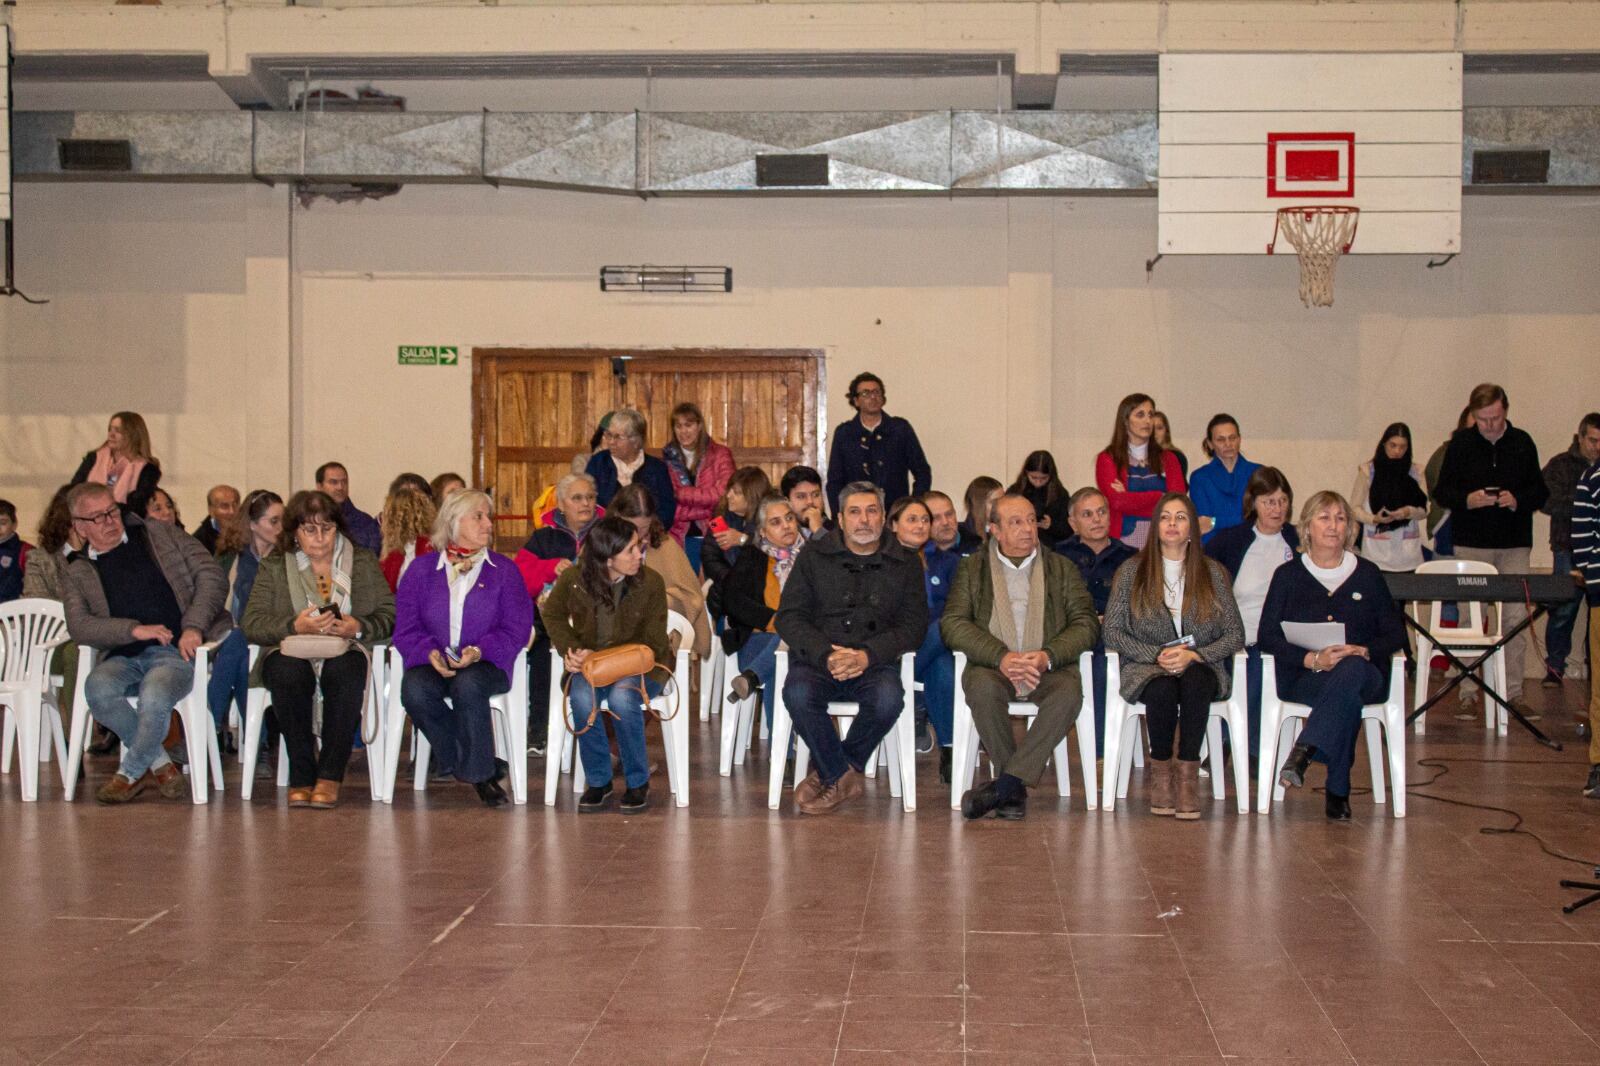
[
  {"x1": 0, "y1": 598, "x2": 68, "y2": 688},
  {"x1": 1412, "y1": 559, "x2": 1496, "y2": 635},
  {"x1": 666, "y1": 610, "x2": 694, "y2": 652}
]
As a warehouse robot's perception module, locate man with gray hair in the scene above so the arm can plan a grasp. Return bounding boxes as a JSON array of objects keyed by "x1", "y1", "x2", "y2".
[
  {"x1": 585, "y1": 406, "x2": 677, "y2": 534},
  {"x1": 775, "y1": 481, "x2": 928, "y2": 815}
]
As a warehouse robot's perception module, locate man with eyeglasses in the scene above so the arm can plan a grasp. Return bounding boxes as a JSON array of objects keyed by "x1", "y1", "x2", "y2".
[
  {"x1": 61, "y1": 483, "x2": 232, "y2": 803},
  {"x1": 824, "y1": 371, "x2": 932, "y2": 515}
]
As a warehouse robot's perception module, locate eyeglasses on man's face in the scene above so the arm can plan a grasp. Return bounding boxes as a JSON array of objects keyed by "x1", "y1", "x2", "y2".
[{"x1": 71, "y1": 506, "x2": 121, "y2": 528}]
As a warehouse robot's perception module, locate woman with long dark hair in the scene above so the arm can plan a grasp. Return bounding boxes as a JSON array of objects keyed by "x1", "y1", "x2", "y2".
[
  {"x1": 1095, "y1": 393, "x2": 1187, "y2": 549},
  {"x1": 211, "y1": 489, "x2": 285, "y2": 756},
  {"x1": 607, "y1": 483, "x2": 711, "y2": 659},
  {"x1": 1103, "y1": 492, "x2": 1244, "y2": 819},
  {"x1": 1009, "y1": 450, "x2": 1071, "y2": 547},
  {"x1": 541, "y1": 515, "x2": 671, "y2": 814},
  {"x1": 70, "y1": 411, "x2": 162, "y2": 518},
  {"x1": 1352, "y1": 422, "x2": 1429, "y2": 573},
  {"x1": 961, "y1": 476, "x2": 1004, "y2": 546}
]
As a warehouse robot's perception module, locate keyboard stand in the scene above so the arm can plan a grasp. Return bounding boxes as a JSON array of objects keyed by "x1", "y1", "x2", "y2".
[{"x1": 1400, "y1": 609, "x2": 1562, "y2": 751}]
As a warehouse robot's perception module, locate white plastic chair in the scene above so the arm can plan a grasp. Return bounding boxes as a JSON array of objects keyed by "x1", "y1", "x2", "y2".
[
  {"x1": 62, "y1": 640, "x2": 225, "y2": 803},
  {"x1": 719, "y1": 637, "x2": 779, "y2": 776},
  {"x1": 947, "y1": 649, "x2": 1100, "y2": 811},
  {"x1": 544, "y1": 611, "x2": 694, "y2": 807},
  {"x1": 700, "y1": 578, "x2": 724, "y2": 722},
  {"x1": 1101, "y1": 651, "x2": 1250, "y2": 813},
  {"x1": 765, "y1": 650, "x2": 917, "y2": 812},
  {"x1": 1257, "y1": 652, "x2": 1407, "y2": 817},
  {"x1": 0, "y1": 599, "x2": 72, "y2": 801},
  {"x1": 383, "y1": 643, "x2": 529, "y2": 804},
  {"x1": 1408, "y1": 559, "x2": 1507, "y2": 735},
  {"x1": 239, "y1": 643, "x2": 389, "y2": 801}
]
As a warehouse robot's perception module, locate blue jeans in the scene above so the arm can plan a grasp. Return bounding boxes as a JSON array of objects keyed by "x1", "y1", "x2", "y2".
[
  {"x1": 205, "y1": 629, "x2": 249, "y2": 732},
  {"x1": 1546, "y1": 550, "x2": 1579, "y2": 678},
  {"x1": 737, "y1": 632, "x2": 780, "y2": 728},
  {"x1": 782, "y1": 660, "x2": 905, "y2": 785},
  {"x1": 914, "y1": 621, "x2": 954, "y2": 747},
  {"x1": 566, "y1": 674, "x2": 664, "y2": 789},
  {"x1": 85, "y1": 644, "x2": 195, "y2": 780}
]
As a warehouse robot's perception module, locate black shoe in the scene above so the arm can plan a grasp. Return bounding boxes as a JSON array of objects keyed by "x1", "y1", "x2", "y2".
[
  {"x1": 578, "y1": 782, "x2": 614, "y2": 812},
  {"x1": 961, "y1": 780, "x2": 1003, "y2": 820},
  {"x1": 1541, "y1": 672, "x2": 1563, "y2": 689},
  {"x1": 218, "y1": 730, "x2": 238, "y2": 756},
  {"x1": 1278, "y1": 743, "x2": 1315, "y2": 790},
  {"x1": 938, "y1": 746, "x2": 953, "y2": 786},
  {"x1": 996, "y1": 796, "x2": 1027, "y2": 821},
  {"x1": 1583, "y1": 765, "x2": 1600, "y2": 799},
  {"x1": 474, "y1": 778, "x2": 508, "y2": 808},
  {"x1": 621, "y1": 783, "x2": 650, "y2": 814},
  {"x1": 1325, "y1": 792, "x2": 1352, "y2": 820},
  {"x1": 493, "y1": 758, "x2": 510, "y2": 784}
]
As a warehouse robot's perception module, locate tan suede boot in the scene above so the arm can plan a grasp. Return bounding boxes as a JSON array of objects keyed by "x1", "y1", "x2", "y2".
[
  {"x1": 1175, "y1": 759, "x2": 1202, "y2": 820},
  {"x1": 1148, "y1": 758, "x2": 1176, "y2": 816}
]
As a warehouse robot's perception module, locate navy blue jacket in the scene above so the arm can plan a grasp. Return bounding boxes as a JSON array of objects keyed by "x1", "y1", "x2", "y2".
[
  {"x1": 586, "y1": 452, "x2": 677, "y2": 534},
  {"x1": 1257, "y1": 554, "x2": 1406, "y2": 699},
  {"x1": 825, "y1": 412, "x2": 932, "y2": 513},
  {"x1": 1054, "y1": 535, "x2": 1136, "y2": 616},
  {"x1": 921, "y1": 541, "x2": 962, "y2": 619},
  {"x1": 1204, "y1": 521, "x2": 1301, "y2": 579}
]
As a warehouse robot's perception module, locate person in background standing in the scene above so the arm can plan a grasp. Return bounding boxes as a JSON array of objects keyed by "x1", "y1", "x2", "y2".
[
  {"x1": 70, "y1": 411, "x2": 163, "y2": 519},
  {"x1": 1096, "y1": 393, "x2": 1186, "y2": 550},
  {"x1": 316, "y1": 461, "x2": 382, "y2": 555},
  {"x1": 1352, "y1": 422, "x2": 1429, "y2": 574},
  {"x1": 1540, "y1": 412, "x2": 1600, "y2": 687},
  {"x1": 1151, "y1": 410, "x2": 1189, "y2": 480},
  {"x1": 1425, "y1": 405, "x2": 1475, "y2": 560},
  {"x1": 961, "y1": 476, "x2": 1004, "y2": 548},
  {"x1": 824, "y1": 372, "x2": 932, "y2": 514},
  {"x1": 1188, "y1": 415, "x2": 1259, "y2": 543},
  {"x1": 1569, "y1": 449, "x2": 1600, "y2": 798},
  {"x1": 192, "y1": 485, "x2": 241, "y2": 556},
  {"x1": 662, "y1": 401, "x2": 735, "y2": 564},
  {"x1": 1009, "y1": 450, "x2": 1072, "y2": 547}
]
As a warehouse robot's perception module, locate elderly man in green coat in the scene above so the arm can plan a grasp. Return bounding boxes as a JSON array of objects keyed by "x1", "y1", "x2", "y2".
[{"x1": 942, "y1": 492, "x2": 1100, "y2": 820}]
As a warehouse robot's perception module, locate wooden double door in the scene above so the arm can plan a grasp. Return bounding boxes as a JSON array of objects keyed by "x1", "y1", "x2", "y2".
[{"x1": 473, "y1": 347, "x2": 824, "y2": 551}]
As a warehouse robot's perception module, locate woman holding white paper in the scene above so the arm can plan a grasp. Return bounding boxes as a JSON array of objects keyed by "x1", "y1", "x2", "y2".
[
  {"x1": 1258, "y1": 490, "x2": 1407, "y2": 820},
  {"x1": 1103, "y1": 493, "x2": 1244, "y2": 820}
]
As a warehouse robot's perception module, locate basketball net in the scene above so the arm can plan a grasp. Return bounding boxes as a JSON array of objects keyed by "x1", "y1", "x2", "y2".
[{"x1": 1268, "y1": 206, "x2": 1360, "y2": 308}]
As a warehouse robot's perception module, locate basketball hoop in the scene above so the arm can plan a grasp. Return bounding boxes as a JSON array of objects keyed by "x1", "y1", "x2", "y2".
[{"x1": 1267, "y1": 206, "x2": 1360, "y2": 308}]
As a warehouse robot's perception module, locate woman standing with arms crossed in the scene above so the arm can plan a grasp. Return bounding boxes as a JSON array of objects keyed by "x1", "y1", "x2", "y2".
[{"x1": 1096, "y1": 393, "x2": 1187, "y2": 550}]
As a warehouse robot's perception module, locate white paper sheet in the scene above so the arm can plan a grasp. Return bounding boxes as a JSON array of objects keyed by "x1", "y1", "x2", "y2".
[{"x1": 1282, "y1": 621, "x2": 1346, "y2": 650}]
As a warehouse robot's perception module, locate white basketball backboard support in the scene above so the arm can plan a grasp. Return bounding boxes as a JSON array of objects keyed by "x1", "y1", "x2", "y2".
[{"x1": 1157, "y1": 52, "x2": 1462, "y2": 255}]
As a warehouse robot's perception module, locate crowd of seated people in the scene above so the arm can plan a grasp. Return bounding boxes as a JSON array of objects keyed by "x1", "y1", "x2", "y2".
[{"x1": 4, "y1": 377, "x2": 1597, "y2": 813}]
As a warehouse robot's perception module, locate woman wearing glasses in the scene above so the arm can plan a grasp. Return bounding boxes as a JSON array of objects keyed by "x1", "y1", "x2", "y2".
[
  {"x1": 242, "y1": 491, "x2": 394, "y2": 808},
  {"x1": 585, "y1": 407, "x2": 677, "y2": 536}
]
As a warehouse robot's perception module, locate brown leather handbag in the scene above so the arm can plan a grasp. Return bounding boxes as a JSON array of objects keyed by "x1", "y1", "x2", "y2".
[{"x1": 562, "y1": 643, "x2": 678, "y2": 737}]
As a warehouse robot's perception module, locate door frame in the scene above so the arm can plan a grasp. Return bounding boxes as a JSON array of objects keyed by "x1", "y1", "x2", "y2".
[{"x1": 471, "y1": 345, "x2": 828, "y2": 504}]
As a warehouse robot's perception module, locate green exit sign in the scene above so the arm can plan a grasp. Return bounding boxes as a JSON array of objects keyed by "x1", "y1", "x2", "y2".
[{"x1": 398, "y1": 345, "x2": 459, "y2": 366}]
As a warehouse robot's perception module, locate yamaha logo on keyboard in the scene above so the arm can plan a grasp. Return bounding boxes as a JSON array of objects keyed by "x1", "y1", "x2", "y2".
[{"x1": 1456, "y1": 577, "x2": 1489, "y2": 586}]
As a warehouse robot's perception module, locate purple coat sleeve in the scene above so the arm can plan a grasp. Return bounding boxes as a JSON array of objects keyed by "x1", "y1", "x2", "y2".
[
  {"x1": 392, "y1": 555, "x2": 439, "y2": 670},
  {"x1": 471, "y1": 556, "x2": 535, "y2": 676}
]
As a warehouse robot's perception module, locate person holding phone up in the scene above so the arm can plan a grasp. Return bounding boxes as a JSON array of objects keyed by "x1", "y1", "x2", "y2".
[
  {"x1": 243, "y1": 491, "x2": 394, "y2": 808},
  {"x1": 395, "y1": 490, "x2": 534, "y2": 807},
  {"x1": 1351, "y1": 422, "x2": 1429, "y2": 573},
  {"x1": 1102, "y1": 492, "x2": 1244, "y2": 820}
]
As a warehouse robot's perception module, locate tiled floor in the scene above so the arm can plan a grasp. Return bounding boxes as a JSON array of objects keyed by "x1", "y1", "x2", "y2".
[{"x1": 2, "y1": 679, "x2": 1597, "y2": 1066}]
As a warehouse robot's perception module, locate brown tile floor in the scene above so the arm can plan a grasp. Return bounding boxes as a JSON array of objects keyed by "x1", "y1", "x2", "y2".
[{"x1": 2, "y1": 679, "x2": 1597, "y2": 1066}]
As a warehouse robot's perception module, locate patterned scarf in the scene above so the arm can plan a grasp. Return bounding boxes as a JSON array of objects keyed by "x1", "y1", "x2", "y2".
[
  {"x1": 287, "y1": 533, "x2": 353, "y2": 613},
  {"x1": 445, "y1": 542, "x2": 486, "y2": 585},
  {"x1": 759, "y1": 536, "x2": 803, "y2": 590}
]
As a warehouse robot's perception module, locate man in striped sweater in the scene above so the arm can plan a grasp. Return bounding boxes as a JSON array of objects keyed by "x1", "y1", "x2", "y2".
[{"x1": 1574, "y1": 453, "x2": 1600, "y2": 798}]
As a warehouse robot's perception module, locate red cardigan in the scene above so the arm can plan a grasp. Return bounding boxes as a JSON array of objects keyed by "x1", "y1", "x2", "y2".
[
  {"x1": 1094, "y1": 449, "x2": 1187, "y2": 540},
  {"x1": 379, "y1": 536, "x2": 432, "y2": 592},
  {"x1": 669, "y1": 438, "x2": 735, "y2": 544}
]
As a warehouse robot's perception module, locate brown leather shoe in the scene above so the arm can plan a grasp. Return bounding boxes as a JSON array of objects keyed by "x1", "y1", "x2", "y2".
[
  {"x1": 799, "y1": 768, "x2": 866, "y2": 815},
  {"x1": 96, "y1": 772, "x2": 150, "y2": 804},
  {"x1": 1148, "y1": 757, "x2": 1176, "y2": 816},
  {"x1": 287, "y1": 787, "x2": 314, "y2": 808},
  {"x1": 151, "y1": 762, "x2": 188, "y2": 800},
  {"x1": 308, "y1": 779, "x2": 341, "y2": 809},
  {"x1": 1175, "y1": 759, "x2": 1202, "y2": 820},
  {"x1": 837, "y1": 767, "x2": 865, "y2": 804},
  {"x1": 794, "y1": 769, "x2": 823, "y2": 807}
]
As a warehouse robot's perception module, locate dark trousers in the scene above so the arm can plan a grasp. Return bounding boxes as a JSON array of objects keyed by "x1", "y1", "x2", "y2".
[
  {"x1": 401, "y1": 661, "x2": 510, "y2": 784},
  {"x1": 1288, "y1": 656, "x2": 1386, "y2": 798},
  {"x1": 1220, "y1": 645, "x2": 1264, "y2": 766},
  {"x1": 962, "y1": 665, "x2": 1082, "y2": 785},
  {"x1": 1139, "y1": 663, "x2": 1218, "y2": 762},
  {"x1": 527, "y1": 630, "x2": 553, "y2": 747},
  {"x1": 783, "y1": 660, "x2": 905, "y2": 786},
  {"x1": 261, "y1": 648, "x2": 368, "y2": 789},
  {"x1": 1089, "y1": 644, "x2": 1108, "y2": 751}
]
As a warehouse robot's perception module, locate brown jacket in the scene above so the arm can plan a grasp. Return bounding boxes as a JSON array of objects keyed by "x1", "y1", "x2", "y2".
[{"x1": 63, "y1": 515, "x2": 233, "y2": 651}]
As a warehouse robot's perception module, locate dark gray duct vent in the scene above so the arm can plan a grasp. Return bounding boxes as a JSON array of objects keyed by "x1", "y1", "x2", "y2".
[
  {"x1": 756, "y1": 154, "x2": 830, "y2": 187},
  {"x1": 58, "y1": 139, "x2": 132, "y2": 172},
  {"x1": 1471, "y1": 149, "x2": 1551, "y2": 184}
]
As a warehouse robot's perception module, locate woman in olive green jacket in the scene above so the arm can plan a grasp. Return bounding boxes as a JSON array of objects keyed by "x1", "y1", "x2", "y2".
[
  {"x1": 242, "y1": 491, "x2": 394, "y2": 808},
  {"x1": 540, "y1": 514, "x2": 669, "y2": 814}
]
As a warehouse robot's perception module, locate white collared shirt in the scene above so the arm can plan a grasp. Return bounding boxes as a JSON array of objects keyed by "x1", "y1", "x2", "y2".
[
  {"x1": 436, "y1": 551, "x2": 492, "y2": 647},
  {"x1": 87, "y1": 531, "x2": 130, "y2": 561}
]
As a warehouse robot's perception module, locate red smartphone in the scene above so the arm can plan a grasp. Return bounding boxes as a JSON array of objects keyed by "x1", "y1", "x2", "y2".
[{"x1": 709, "y1": 516, "x2": 730, "y2": 535}]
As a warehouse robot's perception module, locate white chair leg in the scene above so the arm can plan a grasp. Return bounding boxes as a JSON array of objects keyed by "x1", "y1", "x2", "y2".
[
  {"x1": 1204, "y1": 717, "x2": 1226, "y2": 800},
  {"x1": 1, "y1": 706, "x2": 14, "y2": 775},
  {"x1": 1364, "y1": 718, "x2": 1386, "y2": 804},
  {"x1": 949, "y1": 657, "x2": 973, "y2": 810},
  {"x1": 718, "y1": 692, "x2": 742, "y2": 776},
  {"x1": 1256, "y1": 707, "x2": 1279, "y2": 815},
  {"x1": 1116, "y1": 713, "x2": 1143, "y2": 801},
  {"x1": 276, "y1": 738, "x2": 289, "y2": 785},
  {"x1": 738, "y1": 691, "x2": 758, "y2": 761},
  {"x1": 413, "y1": 733, "x2": 431, "y2": 791},
  {"x1": 1075, "y1": 705, "x2": 1098, "y2": 811},
  {"x1": 767, "y1": 657, "x2": 794, "y2": 810},
  {"x1": 1100, "y1": 700, "x2": 1122, "y2": 812},
  {"x1": 1412, "y1": 635, "x2": 1432, "y2": 735},
  {"x1": 1271, "y1": 719, "x2": 1299, "y2": 805},
  {"x1": 15, "y1": 694, "x2": 41, "y2": 801},
  {"x1": 241, "y1": 688, "x2": 265, "y2": 801}
]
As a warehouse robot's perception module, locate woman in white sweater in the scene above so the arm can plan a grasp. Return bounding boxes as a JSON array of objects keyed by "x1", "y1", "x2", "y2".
[{"x1": 1351, "y1": 422, "x2": 1429, "y2": 573}]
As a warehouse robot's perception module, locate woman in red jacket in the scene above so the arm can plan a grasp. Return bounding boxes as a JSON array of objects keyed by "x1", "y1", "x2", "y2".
[
  {"x1": 1095, "y1": 392, "x2": 1186, "y2": 550},
  {"x1": 663, "y1": 402, "x2": 734, "y2": 565}
]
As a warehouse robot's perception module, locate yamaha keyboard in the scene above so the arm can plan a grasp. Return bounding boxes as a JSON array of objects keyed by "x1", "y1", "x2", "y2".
[{"x1": 1383, "y1": 571, "x2": 1580, "y2": 604}]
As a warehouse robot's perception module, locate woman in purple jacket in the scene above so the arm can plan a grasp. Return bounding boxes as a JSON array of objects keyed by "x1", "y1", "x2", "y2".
[{"x1": 395, "y1": 490, "x2": 534, "y2": 807}]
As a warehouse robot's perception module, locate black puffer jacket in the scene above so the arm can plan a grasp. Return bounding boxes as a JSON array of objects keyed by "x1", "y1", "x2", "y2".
[{"x1": 775, "y1": 529, "x2": 928, "y2": 669}]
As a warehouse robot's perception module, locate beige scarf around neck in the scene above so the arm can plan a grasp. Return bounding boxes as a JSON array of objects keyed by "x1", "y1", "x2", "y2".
[{"x1": 987, "y1": 540, "x2": 1047, "y2": 695}]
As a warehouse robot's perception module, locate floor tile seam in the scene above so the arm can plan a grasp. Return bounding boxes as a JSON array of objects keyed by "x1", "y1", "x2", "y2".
[
  {"x1": 1038, "y1": 817, "x2": 1093, "y2": 1056},
  {"x1": 1130, "y1": 822, "x2": 1224, "y2": 1065},
  {"x1": 702, "y1": 882, "x2": 769, "y2": 1066},
  {"x1": 1477, "y1": 924, "x2": 1600, "y2": 1054},
  {"x1": 833, "y1": 829, "x2": 882, "y2": 1066},
  {"x1": 1275, "y1": 928, "x2": 1417, "y2": 1066}
]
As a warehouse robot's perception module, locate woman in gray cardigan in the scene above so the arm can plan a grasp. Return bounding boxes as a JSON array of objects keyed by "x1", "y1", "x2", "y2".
[{"x1": 1104, "y1": 492, "x2": 1244, "y2": 819}]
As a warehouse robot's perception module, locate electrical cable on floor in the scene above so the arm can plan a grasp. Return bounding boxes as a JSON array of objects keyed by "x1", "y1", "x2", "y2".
[{"x1": 1406, "y1": 756, "x2": 1600, "y2": 871}]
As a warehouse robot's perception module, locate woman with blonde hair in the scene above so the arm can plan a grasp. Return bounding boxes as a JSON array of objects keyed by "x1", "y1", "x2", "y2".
[
  {"x1": 379, "y1": 487, "x2": 438, "y2": 592},
  {"x1": 1259, "y1": 490, "x2": 1406, "y2": 819},
  {"x1": 1103, "y1": 492, "x2": 1244, "y2": 819},
  {"x1": 70, "y1": 411, "x2": 163, "y2": 517}
]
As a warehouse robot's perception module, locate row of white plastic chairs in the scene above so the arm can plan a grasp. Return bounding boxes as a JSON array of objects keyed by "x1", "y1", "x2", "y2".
[{"x1": 4, "y1": 598, "x2": 1406, "y2": 814}]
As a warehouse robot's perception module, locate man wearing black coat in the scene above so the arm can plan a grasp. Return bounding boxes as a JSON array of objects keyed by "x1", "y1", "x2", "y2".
[{"x1": 776, "y1": 481, "x2": 928, "y2": 815}]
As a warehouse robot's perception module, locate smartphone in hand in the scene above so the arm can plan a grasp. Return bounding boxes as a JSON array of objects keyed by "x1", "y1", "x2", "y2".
[
  {"x1": 317, "y1": 602, "x2": 343, "y2": 620},
  {"x1": 708, "y1": 516, "x2": 730, "y2": 535}
]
